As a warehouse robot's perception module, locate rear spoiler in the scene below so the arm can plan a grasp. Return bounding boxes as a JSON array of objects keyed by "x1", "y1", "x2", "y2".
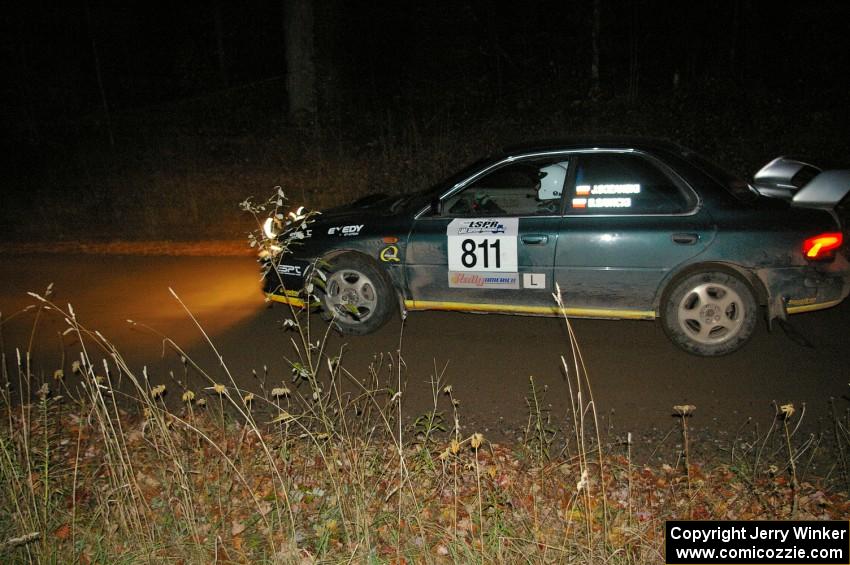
[
  {"x1": 753, "y1": 156, "x2": 850, "y2": 209},
  {"x1": 792, "y1": 170, "x2": 850, "y2": 209}
]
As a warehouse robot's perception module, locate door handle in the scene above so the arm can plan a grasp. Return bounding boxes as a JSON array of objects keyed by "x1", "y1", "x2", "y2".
[
  {"x1": 521, "y1": 234, "x2": 549, "y2": 245},
  {"x1": 672, "y1": 233, "x2": 699, "y2": 245}
]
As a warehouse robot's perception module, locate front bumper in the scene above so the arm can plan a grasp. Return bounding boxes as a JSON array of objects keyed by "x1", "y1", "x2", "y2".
[
  {"x1": 266, "y1": 289, "x2": 309, "y2": 308},
  {"x1": 262, "y1": 257, "x2": 314, "y2": 308}
]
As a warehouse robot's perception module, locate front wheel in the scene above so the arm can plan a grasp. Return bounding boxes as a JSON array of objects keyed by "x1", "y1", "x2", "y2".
[
  {"x1": 661, "y1": 271, "x2": 758, "y2": 356},
  {"x1": 319, "y1": 254, "x2": 396, "y2": 335}
]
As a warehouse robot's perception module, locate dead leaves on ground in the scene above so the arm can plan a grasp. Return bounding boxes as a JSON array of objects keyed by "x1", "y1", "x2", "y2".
[{"x1": 3, "y1": 406, "x2": 849, "y2": 562}]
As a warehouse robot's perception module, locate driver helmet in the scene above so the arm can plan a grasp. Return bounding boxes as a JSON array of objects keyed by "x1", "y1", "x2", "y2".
[{"x1": 538, "y1": 162, "x2": 569, "y2": 201}]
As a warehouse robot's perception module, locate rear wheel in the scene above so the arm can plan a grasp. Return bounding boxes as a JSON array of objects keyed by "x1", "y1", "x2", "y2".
[
  {"x1": 661, "y1": 271, "x2": 757, "y2": 356},
  {"x1": 319, "y1": 254, "x2": 396, "y2": 335}
]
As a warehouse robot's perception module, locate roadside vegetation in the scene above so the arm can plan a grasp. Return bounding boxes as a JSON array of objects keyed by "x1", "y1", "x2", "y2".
[{"x1": 2, "y1": 193, "x2": 849, "y2": 563}]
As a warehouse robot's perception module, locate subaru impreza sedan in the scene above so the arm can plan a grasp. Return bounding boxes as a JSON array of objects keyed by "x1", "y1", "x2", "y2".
[{"x1": 262, "y1": 138, "x2": 850, "y2": 356}]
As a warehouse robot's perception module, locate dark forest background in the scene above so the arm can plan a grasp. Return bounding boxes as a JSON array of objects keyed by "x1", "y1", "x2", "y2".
[{"x1": 2, "y1": 0, "x2": 849, "y2": 240}]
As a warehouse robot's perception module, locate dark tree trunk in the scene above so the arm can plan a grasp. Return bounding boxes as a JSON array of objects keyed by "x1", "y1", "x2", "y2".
[
  {"x1": 284, "y1": 0, "x2": 317, "y2": 125},
  {"x1": 213, "y1": 0, "x2": 228, "y2": 88},
  {"x1": 15, "y1": 26, "x2": 39, "y2": 144},
  {"x1": 627, "y1": 0, "x2": 640, "y2": 102},
  {"x1": 590, "y1": 0, "x2": 601, "y2": 98},
  {"x1": 84, "y1": 0, "x2": 114, "y2": 147}
]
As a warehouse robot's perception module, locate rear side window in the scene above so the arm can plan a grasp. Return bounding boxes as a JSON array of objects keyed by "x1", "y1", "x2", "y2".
[{"x1": 567, "y1": 153, "x2": 694, "y2": 215}]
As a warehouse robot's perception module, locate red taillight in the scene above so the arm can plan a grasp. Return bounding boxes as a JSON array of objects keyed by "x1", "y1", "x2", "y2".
[{"x1": 802, "y1": 232, "x2": 843, "y2": 260}]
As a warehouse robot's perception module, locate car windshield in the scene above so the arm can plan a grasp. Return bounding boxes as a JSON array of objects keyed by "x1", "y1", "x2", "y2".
[{"x1": 390, "y1": 155, "x2": 498, "y2": 213}]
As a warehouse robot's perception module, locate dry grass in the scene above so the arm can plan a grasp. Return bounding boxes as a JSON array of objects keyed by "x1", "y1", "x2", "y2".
[{"x1": 2, "y1": 319, "x2": 848, "y2": 564}]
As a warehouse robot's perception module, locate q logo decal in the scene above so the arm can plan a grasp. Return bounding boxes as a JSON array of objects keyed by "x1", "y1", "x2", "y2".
[{"x1": 379, "y1": 245, "x2": 400, "y2": 262}]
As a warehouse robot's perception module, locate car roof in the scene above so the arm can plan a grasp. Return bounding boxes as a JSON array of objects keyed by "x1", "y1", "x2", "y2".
[{"x1": 501, "y1": 137, "x2": 690, "y2": 158}]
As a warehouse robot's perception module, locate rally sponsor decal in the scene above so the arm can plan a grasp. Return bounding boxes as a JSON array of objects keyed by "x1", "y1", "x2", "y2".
[
  {"x1": 379, "y1": 245, "x2": 400, "y2": 262},
  {"x1": 327, "y1": 224, "x2": 364, "y2": 237},
  {"x1": 277, "y1": 264, "x2": 303, "y2": 276},
  {"x1": 447, "y1": 218, "x2": 518, "y2": 272},
  {"x1": 448, "y1": 271, "x2": 519, "y2": 289}
]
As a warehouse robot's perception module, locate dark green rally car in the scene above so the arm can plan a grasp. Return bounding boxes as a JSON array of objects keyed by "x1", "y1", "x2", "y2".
[{"x1": 262, "y1": 139, "x2": 850, "y2": 356}]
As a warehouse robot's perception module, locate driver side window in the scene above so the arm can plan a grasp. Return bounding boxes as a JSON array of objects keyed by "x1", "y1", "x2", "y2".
[{"x1": 441, "y1": 158, "x2": 570, "y2": 217}]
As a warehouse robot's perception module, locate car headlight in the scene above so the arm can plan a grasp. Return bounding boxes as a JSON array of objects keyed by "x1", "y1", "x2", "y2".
[
  {"x1": 263, "y1": 217, "x2": 280, "y2": 239},
  {"x1": 287, "y1": 206, "x2": 307, "y2": 222}
]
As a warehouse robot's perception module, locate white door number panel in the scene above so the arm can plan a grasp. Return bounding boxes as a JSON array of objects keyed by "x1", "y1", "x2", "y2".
[{"x1": 447, "y1": 218, "x2": 518, "y2": 272}]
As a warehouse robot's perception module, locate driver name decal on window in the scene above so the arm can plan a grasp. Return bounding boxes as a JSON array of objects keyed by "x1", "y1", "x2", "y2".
[
  {"x1": 574, "y1": 183, "x2": 641, "y2": 209},
  {"x1": 575, "y1": 183, "x2": 641, "y2": 195},
  {"x1": 447, "y1": 218, "x2": 518, "y2": 286}
]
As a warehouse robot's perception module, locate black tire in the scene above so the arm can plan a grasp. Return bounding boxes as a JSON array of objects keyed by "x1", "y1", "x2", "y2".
[
  {"x1": 661, "y1": 271, "x2": 758, "y2": 356},
  {"x1": 318, "y1": 254, "x2": 396, "y2": 335}
]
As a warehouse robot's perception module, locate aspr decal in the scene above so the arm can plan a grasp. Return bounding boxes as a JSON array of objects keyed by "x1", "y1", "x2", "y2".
[{"x1": 456, "y1": 220, "x2": 508, "y2": 235}]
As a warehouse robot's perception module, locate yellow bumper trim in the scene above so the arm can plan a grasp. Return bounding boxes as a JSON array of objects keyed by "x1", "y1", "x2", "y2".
[
  {"x1": 403, "y1": 300, "x2": 655, "y2": 320},
  {"x1": 786, "y1": 299, "x2": 842, "y2": 314},
  {"x1": 266, "y1": 291, "x2": 306, "y2": 308}
]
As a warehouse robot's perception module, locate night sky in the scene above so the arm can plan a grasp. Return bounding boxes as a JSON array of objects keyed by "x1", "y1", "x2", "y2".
[{"x1": 4, "y1": 1, "x2": 850, "y2": 129}]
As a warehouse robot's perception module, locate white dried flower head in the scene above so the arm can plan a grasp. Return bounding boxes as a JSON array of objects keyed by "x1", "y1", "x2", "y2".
[
  {"x1": 576, "y1": 469, "x2": 588, "y2": 493},
  {"x1": 182, "y1": 390, "x2": 195, "y2": 403},
  {"x1": 150, "y1": 384, "x2": 166, "y2": 399},
  {"x1": 779, "y1": 403, "x2": 795, "y2": 419},
  {"x1": 271, "y1": 387, "x2": 291, "y2": 398},
  {"x1": 270, "y1": 410, "x2": 294, "y2": 424},
  {"x1": 53, "y1": 369, "x2": 65, "y2": 381},
  {"x1": 470, "y1": 433, "x2": 484, "y2": 450},
  {"x1": 673, "y1": 404, "x2": 696, "y2": 417},
  {"x1": 71, "y1": 360, "x2": 81, "y2": 374}
]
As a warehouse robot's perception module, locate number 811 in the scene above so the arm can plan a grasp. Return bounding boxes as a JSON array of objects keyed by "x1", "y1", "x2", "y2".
[{"x1": 460, "y1": 238, "x2": 501, "y2": 269}]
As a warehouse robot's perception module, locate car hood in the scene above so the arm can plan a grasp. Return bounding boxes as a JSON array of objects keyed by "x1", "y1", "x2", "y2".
[
  {"x1": 294, "y1": 193, "x2": 417, "y2": 240},
  {"x1": 321, "y1": 193, "x2": 399, "y2": 215}
]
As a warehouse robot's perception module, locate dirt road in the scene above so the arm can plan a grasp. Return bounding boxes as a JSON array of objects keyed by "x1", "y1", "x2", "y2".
[{"x1": 2, "y1": 253, "x2": 849, "y2": 463}]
